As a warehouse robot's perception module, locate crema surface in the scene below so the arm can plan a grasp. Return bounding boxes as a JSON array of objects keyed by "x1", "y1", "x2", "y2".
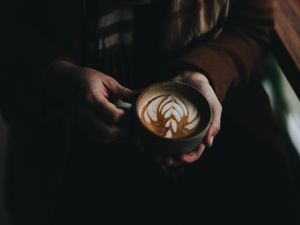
[{"x1": 140, "y1": 94, "x2": 200, "y2": 139}]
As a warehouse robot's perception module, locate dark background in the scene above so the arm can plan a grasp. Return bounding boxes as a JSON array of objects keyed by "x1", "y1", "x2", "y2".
[{"x1": 0, "y1": 112, "x2": 10, "y2": 225}]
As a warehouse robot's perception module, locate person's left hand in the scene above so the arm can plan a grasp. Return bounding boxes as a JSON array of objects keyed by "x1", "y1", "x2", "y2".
[{"x1": 162, "y1": 71, "x2": 222, "y2": 166}]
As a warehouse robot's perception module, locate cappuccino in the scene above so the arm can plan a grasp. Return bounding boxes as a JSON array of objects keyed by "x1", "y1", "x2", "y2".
[{"x1": 140, "y1": 94, "x2": 200, "y2": 139}]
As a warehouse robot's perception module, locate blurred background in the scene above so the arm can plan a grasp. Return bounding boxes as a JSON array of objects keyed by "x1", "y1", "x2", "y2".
[{"x1": 0, "y1": 113, "x2": 10, "y2": 225}]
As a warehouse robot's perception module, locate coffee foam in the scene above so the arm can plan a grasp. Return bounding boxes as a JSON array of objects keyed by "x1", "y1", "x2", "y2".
[{"x1": 140, "y1": 94, "x2": 200, "y2": 139}]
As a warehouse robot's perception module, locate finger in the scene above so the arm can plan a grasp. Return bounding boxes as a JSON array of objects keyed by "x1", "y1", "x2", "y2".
[
  {"x1": 173, "y1": 75, "x2": 183, "y2": 81},
  {"x1": 180, "y1": 144, "x2": 206, "y2": 163},
  {"x1": 190, "y1": 80, "x2": 222, "y2": 148},
  {"x1": 114, "y1": 89, "x2": 142, "y2": 110},
  {"x1": 107, "y1": 79, "x2": 135, "y2": 101},
  {"x1": 77, "y1": 109, "x2": 126, "y2": 143},
  {"x1": 116, "y1": 83, "x2": 135, "y2": 100},
  {"x1": 125, "y1": 89, "x2": 143, "y2": 103},
  {"x1": 94, "y1": 96, "x2": 126, "y2": 124},
  {"x1": 174, "y1": 73, "x2": 222, "y2": 148},
  {"x1": 204, "y1": 122, "x2": 219, "y2": 147},
  {"x1": 204, "y1": 101, "x2": 222, "y2": 147},
  {"x1": 96, "y1": 80, "x2": 136, "y2": 124}
]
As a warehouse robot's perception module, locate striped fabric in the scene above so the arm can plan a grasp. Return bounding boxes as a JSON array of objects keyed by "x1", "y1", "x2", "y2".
[
  {"x1": 93, "y1": 5, "x2": 136, "y2": 83},
  {"x1": 163, "y1": 0, "x2": 230, "y2": 50},
  {"x1": 92, "y1": 0, "x2": 229, "y2": 84},
  {"x1": 97, "y1": 8, "x2": 134, "y2": 50}
]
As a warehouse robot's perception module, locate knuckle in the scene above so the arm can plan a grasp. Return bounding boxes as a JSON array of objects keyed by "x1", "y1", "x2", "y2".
[
  {"x1": 118, "y1": 86, "x2": 127, "y2": 96},
  {"x1": 107, "y1": 76, "x2": 118, "y2": 86},
  {"x1": 211, "y1": 122, "x2": 220, "y2": 133},
  {"x1": 214, "y1": 125, "x2": 221, "y2": 133},
  {"x1": 218, "y1": 103, "x2": 223, "y2": 111},
  {"x1": 123, "y1": 87, "x2": 131, "y2": 96},
  {"x1": 212, "y1": 101, "x2": 222, "y2": 111},
  {"x1": 211, "y1": 102, "x2": 222, "y2": 119},
  {"x1": 98, "y1": 95, "x2": 108, "y2": 105},
  {"x1": 81, "y1": 67, "x2": 97, "y2": 79}
]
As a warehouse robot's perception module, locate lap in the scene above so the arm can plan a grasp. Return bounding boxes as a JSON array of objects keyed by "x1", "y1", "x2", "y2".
[{"x1": 54, "y1": 112, "x2": 299, "y2": 224}]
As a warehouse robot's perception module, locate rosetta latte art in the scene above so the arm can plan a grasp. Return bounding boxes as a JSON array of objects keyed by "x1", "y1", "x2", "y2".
[{"x1": 141, "y1": 95, "x2": 200, "y2": 139}]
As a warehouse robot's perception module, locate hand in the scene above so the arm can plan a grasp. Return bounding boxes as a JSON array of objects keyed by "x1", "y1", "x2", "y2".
[
  {"x1": 44, "y1": 60, "x2": 135, "y2": 144},
  {"x1": 164, "y1": 71, "x2": 222, "y2": 166}
]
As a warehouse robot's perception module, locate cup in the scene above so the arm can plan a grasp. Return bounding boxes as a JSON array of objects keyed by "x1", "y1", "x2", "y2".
[{"x1": 130, "y1": 81, "x2": 211, "y2": 155}]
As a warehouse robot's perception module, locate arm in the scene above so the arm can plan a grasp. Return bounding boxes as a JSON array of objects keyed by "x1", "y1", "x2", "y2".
[
  {"x1": 179, "y1": 0, "x2": 274, "y2": 102},
  {"x1": 167, "y1": 0, "x2": 274, "y2": 165},
  {"x1": 1, "y1": 1, "x2": 134, "y2": 144}
]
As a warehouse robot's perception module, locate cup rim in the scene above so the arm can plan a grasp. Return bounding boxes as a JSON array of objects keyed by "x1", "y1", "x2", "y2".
[{"x1": 135, "y1": 81, "x2": 212, "y2": 142}]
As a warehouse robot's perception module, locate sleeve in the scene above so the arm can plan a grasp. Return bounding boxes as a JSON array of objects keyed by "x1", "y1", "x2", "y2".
[{"x1": 178, "y1": 0, "x2": 274, "y2": 102}]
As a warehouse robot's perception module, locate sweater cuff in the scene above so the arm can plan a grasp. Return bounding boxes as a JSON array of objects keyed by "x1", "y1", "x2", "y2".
[{"x1": 177, "y1": 47, "x2": 237, "y2": 102}]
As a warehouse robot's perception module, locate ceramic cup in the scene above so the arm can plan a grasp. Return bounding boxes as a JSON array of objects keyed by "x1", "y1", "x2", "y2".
[{"x1": 131, "y1": 81, "x2": 211, "y2": 155}]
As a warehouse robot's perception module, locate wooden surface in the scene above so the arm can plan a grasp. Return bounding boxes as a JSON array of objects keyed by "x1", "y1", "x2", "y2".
[
  {"x1": 273, "y1": 0, "x2": 300, "y2": 98},
  {"x1": 274, "y1": 0, "x2": 300, "y2": 71}
]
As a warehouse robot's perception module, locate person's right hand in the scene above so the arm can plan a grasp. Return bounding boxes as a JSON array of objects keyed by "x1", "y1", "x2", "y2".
[{"x1": 44, "y1": 60, "x2": 134, "y2": 144}]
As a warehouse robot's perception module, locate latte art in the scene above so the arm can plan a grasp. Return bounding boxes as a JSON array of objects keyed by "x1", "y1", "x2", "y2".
[{"x1": 141, "y1": 94, "x2": 200, "y2": 138}]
